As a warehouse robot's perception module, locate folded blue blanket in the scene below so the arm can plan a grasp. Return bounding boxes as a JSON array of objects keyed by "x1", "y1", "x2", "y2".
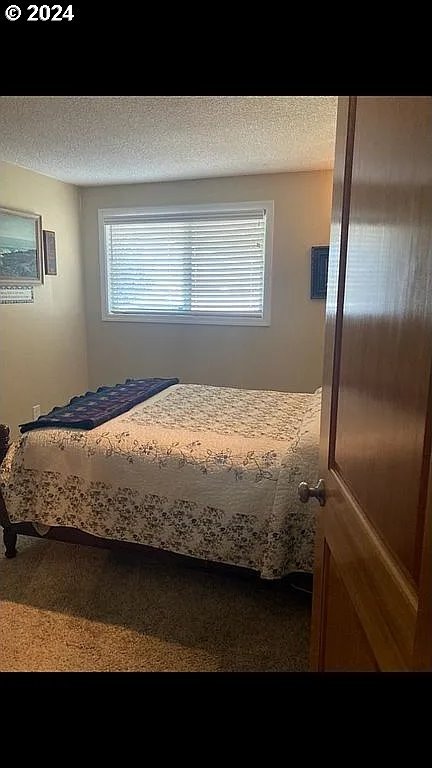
[{"x1": 20, "y1": 377, "x2": 179, "y2": 433}]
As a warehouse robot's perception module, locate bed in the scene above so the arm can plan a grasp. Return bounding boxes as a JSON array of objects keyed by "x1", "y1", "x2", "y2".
[{"x1": 0, "y1": 382, "x2": 321, "y2": 580}]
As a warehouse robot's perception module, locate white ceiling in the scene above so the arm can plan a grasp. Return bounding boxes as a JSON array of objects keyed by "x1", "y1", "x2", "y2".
[{"x1": 0, "y1": 96, "x2": 338, "y2": 187}]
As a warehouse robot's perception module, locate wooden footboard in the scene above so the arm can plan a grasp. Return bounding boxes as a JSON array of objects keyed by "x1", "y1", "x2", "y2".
[
  {"x1": 0, "y1": 424, "x2": 9, "y2": 466},
  {"x1": 0, "y1": 424, "x2": 18, "y2": 557}
]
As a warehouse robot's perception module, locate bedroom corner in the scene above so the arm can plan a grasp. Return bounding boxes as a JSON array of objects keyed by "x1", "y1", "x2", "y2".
[{"x1": 0, "y1": 161, "x2": 89, "y2": 439}]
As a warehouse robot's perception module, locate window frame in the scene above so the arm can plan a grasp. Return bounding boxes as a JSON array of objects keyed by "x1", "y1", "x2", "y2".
[{"x1": 98, "y1": 201, "x2": 273, "y2": 326}]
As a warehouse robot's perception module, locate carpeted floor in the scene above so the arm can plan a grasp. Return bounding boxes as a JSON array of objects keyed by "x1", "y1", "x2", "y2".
[{"x1": 0, "y1": 536, "x2": 311, "y2": 672}]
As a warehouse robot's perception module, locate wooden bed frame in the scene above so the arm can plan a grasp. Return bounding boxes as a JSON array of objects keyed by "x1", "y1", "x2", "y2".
[
  {"x1": 0, "y1": 425, "x2": 16, "y2": 558},
  {"x1": 0, "y1": 423, "x2": 313, "y2": 593}
]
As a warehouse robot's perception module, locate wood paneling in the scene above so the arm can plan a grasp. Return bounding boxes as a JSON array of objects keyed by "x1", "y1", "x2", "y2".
[
  {"x1": 311, "y1": 96, "x2": 432, "y2": 672},
  {"x1": 324, "y1": 471, "x2": 417, "y2": 670},
  {"x1": 323, "y1": 549, "x2": 377, "y2": 672},
  {"x1": 333, "y1": 96, "x2": 432, "y2": 580},
  {"x1": 413, "y1": 443, "x2": 432, "y2": 669}
]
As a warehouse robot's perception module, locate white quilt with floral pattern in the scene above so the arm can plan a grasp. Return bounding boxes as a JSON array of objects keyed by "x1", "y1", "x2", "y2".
[{"x1": 0, "y1": 384, "x2": 321, "y2": 579}]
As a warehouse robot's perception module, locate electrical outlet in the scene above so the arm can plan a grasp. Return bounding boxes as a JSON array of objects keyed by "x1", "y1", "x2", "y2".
[{"x1": 32, "y1": 404, "x2": 41, "y2": 420}]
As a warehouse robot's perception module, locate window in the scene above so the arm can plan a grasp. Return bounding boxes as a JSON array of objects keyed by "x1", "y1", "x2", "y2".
[{"x1": 99, "y1": 202, "x2": 273, "y2": 325}]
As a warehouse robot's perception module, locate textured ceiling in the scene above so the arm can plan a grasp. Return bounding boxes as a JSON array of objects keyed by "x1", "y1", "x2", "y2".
[{"x1": 0, "y1": 96, "x2": 337, "y2": 187}]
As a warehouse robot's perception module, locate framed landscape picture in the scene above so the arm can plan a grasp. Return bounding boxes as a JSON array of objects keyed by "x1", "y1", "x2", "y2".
[{"x1": 0, "y1": 207, "x2": 43, "y2": 285}]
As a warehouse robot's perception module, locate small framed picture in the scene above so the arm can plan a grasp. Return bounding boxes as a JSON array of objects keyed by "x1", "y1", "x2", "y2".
[
  {"x1": 310, "y1": 245, "x2": 329, "y2": 299},
  {"x1": 43, "y1": 230, "x2": 57, "y2": 275}
]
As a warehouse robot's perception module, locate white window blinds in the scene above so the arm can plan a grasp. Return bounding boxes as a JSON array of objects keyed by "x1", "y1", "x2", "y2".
[{"x1": 101, "y1": 204, "x2": 272, "y2": 325}]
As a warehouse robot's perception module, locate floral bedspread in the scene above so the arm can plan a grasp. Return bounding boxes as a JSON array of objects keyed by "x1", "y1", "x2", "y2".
[{"x1": 0, "y1": 384, "x2": 321, "y2": 579}]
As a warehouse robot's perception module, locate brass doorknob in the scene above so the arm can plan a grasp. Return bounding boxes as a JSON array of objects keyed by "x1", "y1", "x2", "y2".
[{"x1": 298, "y1": 479, "x2": 326, "y2": 506}]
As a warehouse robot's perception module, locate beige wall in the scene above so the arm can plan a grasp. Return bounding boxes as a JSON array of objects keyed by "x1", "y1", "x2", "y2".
[
  {"x1": 81, "y1": 171, "x2": 333, "y2": 394},
  {"x1": 0, "y1": 161, "x2": 88, "y2": 438}
]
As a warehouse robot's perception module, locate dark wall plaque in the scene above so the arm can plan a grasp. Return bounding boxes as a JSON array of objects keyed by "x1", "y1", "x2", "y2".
[
  {"x1": 43, "y1": 230, "x2": 57, "y2": 275},
  {"x1": 310, "y1": 245, "x2": 329, "y2": 299}
]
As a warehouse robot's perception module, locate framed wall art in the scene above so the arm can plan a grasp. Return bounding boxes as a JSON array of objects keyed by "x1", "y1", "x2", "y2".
[
  {"x1": 43, "y1": 229, "x2": 57, "y2": 275},
  {"x1": 0, "y1": 207, "x2": 43, "y2": 285},
  {"x1": 310, "y1": 245, "x2": 329, "y2": 299},
  {"x1": 0, "y1": 285, "x2": 34, "y2": 304}
]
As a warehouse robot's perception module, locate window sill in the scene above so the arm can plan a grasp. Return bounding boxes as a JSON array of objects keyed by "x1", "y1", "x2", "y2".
[{"x1": 101, "y1": 313, "x2": 271, "y2": 327}]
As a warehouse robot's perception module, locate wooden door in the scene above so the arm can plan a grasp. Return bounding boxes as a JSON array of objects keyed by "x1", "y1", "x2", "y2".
[{"x1": 309, "y1": 96, "x2": 432, "y2": 671}]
